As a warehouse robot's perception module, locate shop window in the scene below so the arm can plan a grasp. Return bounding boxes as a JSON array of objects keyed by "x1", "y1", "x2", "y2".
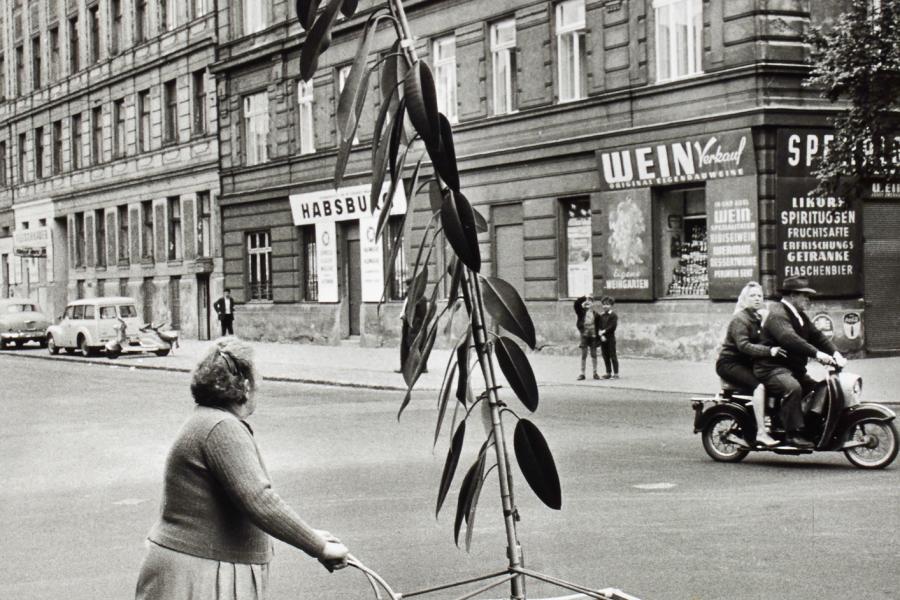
[
  {"x1": 138, "y1": 89, "x2": 151, "y2": 152},
  {"x1": 118, "y1": 204, "x2": 129, "y2": 264},
  {"x1": 299, "y1": 225, "x2": 318, "y2": 301},
  {"x1": 653, "y1": 0, "x2": 702, "y2": 82},
  {"x1": 141, "y1": 200, "x2": 153, "y2": 260},
  {"x1": 655, "y1": 187, "x2": 708, "y2": 297},
  {"x1": 297, "y1": 79, "x2": 315, "y2": 154},
  {"x1": 247, "y1": 230, "x2": 272, "y2": 301},
  {"x1": 242, "y1": 91, "x2": 269, "y2": 165},
  {"x1": 490, "y1": 19, "x2": 517, "y2": 115},
  {"x1": 74, "y1": 212, "x2": 86, "y2": 268},
  {"x1": 560, "y1": 197, "x2": 592, "y2": 297},
  {"x1": 34, "y1": 127, "x2": 44, "y2": 179},
  {"x1": 555, "y1": 0, "x2": 586, "y2": 102},
  {"x1": 432, "y1": 35, "x2": 457, "y2": 123},
  {"x1": 193, "y1": 70, "x2": 206, "y2": 134},
  {"x1": 197, "y1": 191, "x2": 211, "y2": 257},
  {"x1": 167, "y1": 196, "x2": 181, "y2": 260},
  {"x1": 95, "y1": 208, "x2": 107, "y2": 267},
  {"x1": 71, "y1": 113, "x2": 83, "y2": 169},
  {"x1": 384, "y1": 216, "x2": 407, "y2": 301},
  {"x1": 336, "y1": 66, "x2": 360, "y2": 144}
]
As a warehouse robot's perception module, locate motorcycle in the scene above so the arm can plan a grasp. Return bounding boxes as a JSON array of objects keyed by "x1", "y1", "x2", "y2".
[
  {"x1": 690, "y1": 363, "x2": 898, "y2": 469},
  {"x1": 105, "y1": 319, "x2": 178, "y2": 359}
]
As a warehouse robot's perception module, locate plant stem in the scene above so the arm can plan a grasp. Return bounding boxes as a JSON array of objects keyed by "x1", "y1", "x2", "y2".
[{"x1": 387, "y1": 0, "x2": 418, "y2": 64}]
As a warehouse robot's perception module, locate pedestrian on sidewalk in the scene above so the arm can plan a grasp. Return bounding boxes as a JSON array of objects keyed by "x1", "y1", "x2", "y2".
[
  {"x1": 135, "y1": 337, "x2": 350, "y2": 600},
  {"x1": 598, "y1": 296, "x2": 619, "y2": 379},
  {"x1": 214, "y1": 288, "x2": 236, "y2": 336},
  {"x1": 574, "y1": 295, "x2": 601, "y2": 380}
]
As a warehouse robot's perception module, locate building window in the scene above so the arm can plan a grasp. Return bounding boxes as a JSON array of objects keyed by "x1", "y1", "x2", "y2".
[
  {"x1": 490, "y1": 19, "x2": 517, "y2": 115},
  {"x1": 69, "y1": 16, "x2": 80, "y2": 73},
  {"x1": 135, "y1": 0, "x2": 148, "y2": 43},
  {"x1": 15, "y1": 46, "x2": 24, "y2": 96},
  {"x1": 299, "y1": 225, "x2": 318, "y2": 301},
  {"x1": 163, "y1": 79, "x2": 178, "y2": 144},
  {"x1": 654, "y1": 0, "x2": 702, "y2": 81},
  {"x1": 34, "y1": 127, "x2": 44, "y2": 179},
  {"x1": 52, "y1": 120, "x2": 63, "y2": 175},
  {"x1": 95, "y1": 208, "x2": 107, "y2": 267},
  {"x1": 655, "y1": 187, "x2": 708, "y2": 297},
  {"x1": 89, "y1": 4, "x2": 100, "y2": 64},
  {"x1": 138, "y1": 89, "x2": 151, "y2": 152},
  {"x1": 0, "y1": 56, "x2": 5, "y2": 98},
  {"x1": 159, "y1": 0, "x2": 174, "y2": 32},
  {"x1": 49, "y1": 28, "x2": 60, "y2": 81},
  {"x1": 432, "y1": 35, "x2": 457, "y2": 123},
  {"x1": 91, "y1": 106, "x2": 103, "y2": 164},
  {"x1": 247, "y1": 231, "x2": 272, "y2": 301},
  {"x1": 385, "y1": 216, "x2": 407, "y2": 300},
  {"x1": 560, "y1": 198, "x2": 592, "y2": 297},
  {"x1": 119, "y1": 277, "x2": 129, "y2": 297},
  {"x1": 74, "y1": 213, "x2": 86, "y2": 267},
  {"x1": 32, "y1": 36, "x2": 41, "y2": 89},
  {"x1": 113, "y1": 98, "x2": 126, "y2": 158},
  {"x1": 556, "y1": 0, "x2": 586, "y2": 102},
  {"x1": 118, "y1": 204, "x2": 129, "y2": 264},
  {"x1": 71, "y1": 113, "x2": 83, "y2": 169},
  {"x1": 0, "y1": 142, "x2": 7, "y2": 186},
  {"x1": 297, "y1": 79, "x2": 315, "y2": 154},
  {"x1": 111, "y1": 0, "x2": 123, "y2": 55},
  {"x1": 17, "y1": 133, "x2": 26, "y2": 182},
  {"x1": 336, "y1": 66, "x2": 359, "y2": 144},
  {"x1": 141, "y1": 200, "x2": 153, "y2": 259},
  {"x1": 244, "y1": 0, "x2": 267, "y2": 34},
  {"x1": 242, "y1": 92, "x2": 269, "y2": 165},
  {"x1": 197, "y1": 191, "x2": 211, "y2": 257},
  {"x1": 167, "y1": 196, "x2": 181, "y2": 260},
  {"x1": 192, "y1": 70, "x2": 206, "y2": 134},
  {"x1": 192, "y1": 0, "x2": 209, "y2": 19}
]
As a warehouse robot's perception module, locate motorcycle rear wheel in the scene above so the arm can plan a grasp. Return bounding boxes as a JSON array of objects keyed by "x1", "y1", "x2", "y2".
[
  {"x1": 702, "y1": 414, "x2": 750, "y2": 463},
  {"x1": 843, "y1": 419, "x2": 898, "y2": 469}
]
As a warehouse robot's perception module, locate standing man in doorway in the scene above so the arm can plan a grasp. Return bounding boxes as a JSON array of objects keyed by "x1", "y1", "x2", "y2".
[{"x1": 213, "y1": 288, "x2": 235, "y2": 336}]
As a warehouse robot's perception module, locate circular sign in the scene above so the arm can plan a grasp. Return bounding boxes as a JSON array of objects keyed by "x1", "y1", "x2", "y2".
[{"x1": 813, "y1": 313, "x2": 834, "y2": 338}]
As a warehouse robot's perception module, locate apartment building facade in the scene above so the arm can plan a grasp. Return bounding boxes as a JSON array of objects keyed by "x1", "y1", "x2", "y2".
[
  {"x1": 0, "y1": 0, "x2": 223, "y2": 339},
  {"x1": 210, "y1": 0, "x2": 897, "y2": 357}
]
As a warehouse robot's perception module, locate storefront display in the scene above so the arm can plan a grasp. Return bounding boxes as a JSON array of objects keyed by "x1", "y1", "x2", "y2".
[{"x1": 563, "y1": 198, "x2": 593, "y2": 297}]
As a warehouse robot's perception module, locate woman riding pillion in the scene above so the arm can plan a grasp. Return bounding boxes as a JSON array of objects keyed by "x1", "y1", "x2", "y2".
[{"x1": 715, "y1": 282, "x2": 785, "y2": 447}]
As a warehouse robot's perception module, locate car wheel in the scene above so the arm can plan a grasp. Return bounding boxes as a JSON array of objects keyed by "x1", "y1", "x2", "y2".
[
  {"x1": 79, "y1": 336, "x2": 97, "y2": 357},
  {"x1": 154, "y1": 348, "x2": 171, "y2": 357},
  {"x1": 47, "y1": 335, "x2": 60, "y2": 355},
  {"x1": 0, "y1": 339, "x2": 6, "y2": 349},
  {"x1": 39, "y1": 337, "x2": 48, "y2": 348}
]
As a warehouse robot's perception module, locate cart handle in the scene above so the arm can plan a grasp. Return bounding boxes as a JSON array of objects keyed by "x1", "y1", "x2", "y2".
[{"x1": 347, "y1": 554, "x2": 402, "y2": 600}]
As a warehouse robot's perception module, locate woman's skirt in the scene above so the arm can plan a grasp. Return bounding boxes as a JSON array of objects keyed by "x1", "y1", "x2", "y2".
[{"x1": 135, "y1": 541, "x2": 269, "y2": 600}]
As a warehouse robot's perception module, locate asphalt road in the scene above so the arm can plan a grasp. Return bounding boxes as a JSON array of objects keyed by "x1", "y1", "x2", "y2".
[{"x1": 1, "y1": 354, "x2": 898, "y2": 600}]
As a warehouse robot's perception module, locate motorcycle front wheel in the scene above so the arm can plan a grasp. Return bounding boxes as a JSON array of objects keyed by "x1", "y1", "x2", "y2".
[
  {"x1": 702, "y1": 414, "x2": 750, "y2": 463},
  {"x1": 843, "y1": 419, "x2": 899, "y2": 469}
]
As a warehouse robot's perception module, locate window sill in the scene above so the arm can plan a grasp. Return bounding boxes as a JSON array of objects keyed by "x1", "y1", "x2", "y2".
[{"x1": 167, "y1": 259, "x2": 183, "y2": 266}]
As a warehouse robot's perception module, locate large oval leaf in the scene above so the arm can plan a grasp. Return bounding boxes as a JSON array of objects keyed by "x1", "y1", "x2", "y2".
[
  {"x1": 426, "y1": 113, "x2": 460, "y2": 192},
  {"x1": 480, "y1": 276, "x2": 535, "y2": 349},
  {"x1": 455, "y1": 330, "x2": 470, "y2": 402},
  {"x1": 403, "y1": 61, "x2": 441, "y2": 148},
  {"x1": 380, "y1": 40, "x2": 406, "y2": 105},
  {"x1": 436, "y1": 421, "x2": 465, "y2": 517},
  {"x1": 454, "y1": 452, "x2": 480, "y2": 546},
  {"x1": 463, "y1": 446, "x2": 488, "y2": 551},
  {"x1": 388, "y1": 98, "x2": 407, "y2": 185},
  {"x1": 300, "y1": 0, "x2": 344, "y2": 81},
  {"x1": 513, "y1": 419, "x2": 561, "y2": 510},
  {"x1": 333, "y1": 68, "x2": 370, "y2": 188},
  {"x1": 472, "y1": 208, "x2": 488, "y2": 233},
  {"x1": 428, "y1": 180, "x2": 444, "y2": 215},
  {"x1": 441, "y1": 190, "x2": 481, "y2": 273},
  {"x1": 494, "y1": 336, "x2": 538, "y2": 411},
  {"x1": 295, "y1": 0, "x2": 320, "y2": 30},
  {"x1": 340, "y1": 0, "x2": 358, "y2": 17}
]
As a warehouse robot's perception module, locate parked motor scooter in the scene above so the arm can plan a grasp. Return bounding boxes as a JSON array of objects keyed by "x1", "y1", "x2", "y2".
[
  {"x1": 140, "y1": 321, "x2": 180, "y2": 355},
  {"x1": 104, "y1": 316, "x2": 127, "y2": 359},
  {"x1": 690, "y1": 362, "x2": 898, "y2": 469}
]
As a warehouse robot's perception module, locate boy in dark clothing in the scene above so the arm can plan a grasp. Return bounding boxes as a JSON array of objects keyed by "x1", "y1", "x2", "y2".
[
  {"x1": 574, "y1": 295, "x2": 601, "y2": 380},
  {"x1": 597, "y1": 296, "x2": 619, "y2": 379}
]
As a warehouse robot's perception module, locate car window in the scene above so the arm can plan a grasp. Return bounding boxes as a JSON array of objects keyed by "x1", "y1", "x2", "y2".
[
  {"x1": 84, "y1": 305, "x2": 96, "y2": 319},
  {"x1": 119, "y1": 305, "x2": 137, "y2": 318},
  {"x1": 100, "y1": 306, "x2": 118, "y2": 319},
  {"x1": 64, "y1": 306, "x2": 75, "y2": 319},
  {"x1": 72, "y1": 305, "x2": 84, "y2": 319},
  {"x1": 5, "y1": 304, "x2": 37, "y2": 313}
]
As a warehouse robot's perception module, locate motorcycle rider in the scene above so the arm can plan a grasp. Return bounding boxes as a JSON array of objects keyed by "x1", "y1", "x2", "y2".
[
  {"x1": 753, "y1": 276, "x2": 846, "y2": 448},
  {"x1": 715, "y1": 281, "x2": 784, "y2": 447}
]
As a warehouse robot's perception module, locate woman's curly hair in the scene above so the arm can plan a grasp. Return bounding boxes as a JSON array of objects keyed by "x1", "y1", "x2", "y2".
[{"x1": 190, "y1": 337, "x2": 259, "y2": 407}]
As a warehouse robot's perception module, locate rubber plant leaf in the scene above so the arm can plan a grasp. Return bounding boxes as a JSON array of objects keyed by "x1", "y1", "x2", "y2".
[
  {"x1": 455, "y1": 329, "x2": 470, "y2": 402},
  {"x1": 428, "y1": 180, "x2": 444, "y2": 215},
  {"x1": 447, "y1": 256, "x2": 463, "y2": 303},
  {"x1": 494, "y1": 336, "x2": 539, "y2": 411},
  {"x1": 472, "y1": 208, "x2": 488, "y2": 233},
  {"x1": 370, "y1": 87, "x2": 397, "y2": 225},
  {"x1": 295, "y1": 0, "x2": 320, "y2": 30},
  {"x1": 336, "y1": 13, "x2": 381, "y2": 146},
  {"x1": 403, "y1": 61, "x2": 441, "y2": 149},
  {"x1": 388, "y1": 98, "x2": 408, "y2": 186},
  {"x1": 441, "y1": 189, "x2": 481, "y2": 273},
  {"x1": 425, "y1": 113, "x2": 460, "y2": 192},
  {"x1": 464, "y1": 443, "x2": 488, "y2": 551},
  {"x1": 404, "y1": 263, "x2": 428, "y2": 325},
  {"x1": 333, "y1": 68, "x2": 371, "y2": 188},
  {"x1": 480, "y1": 276, "x2": 536, "y2": 349},
  {"x1": 340, "y1": 0, "x2": 358, "y2": 18},
  {"x1": 453, "y1": 453, "x2": 478, "y2": 546},
  {"x1": 380, "y1": 40, "x2": 406, "y2": 106},
  {"x1": 300, "y1": 0, "x2": 344, "y2": 82},
  {"x1": 513, "y1": 419, "x2": 562, "y2": 510},
  {"x1": 436, "y1": 421, "x2": 465, "y2": 517},
  {"x1": 434, "y1": 361, "x2": 458, "y2": 447}
]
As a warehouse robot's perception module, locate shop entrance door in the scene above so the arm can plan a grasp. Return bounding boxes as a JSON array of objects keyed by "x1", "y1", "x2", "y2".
[
  {"x1": 345, "y1": 224, "x2": 362, "y2": 336},
  {"x1": 197, "y1": 274, "x2": 210, "y2": 340},
  {"x1": 864, "y1": 200, "x2": 900, "y2": 352}
]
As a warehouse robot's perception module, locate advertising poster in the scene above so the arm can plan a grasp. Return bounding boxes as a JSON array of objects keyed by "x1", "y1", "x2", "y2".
[
  {"x1": 601, "y1": 188, "x2": 653, "y2": 300},
  {"x1": 315, "y1": 221, "x2": 339, "y2": 303},
  {"x1": 566, "y1": 209, "x2": 593, "y2": 298},
  {"x1": 359, "y1": 216, "x2": 385, "y2": 303},
  {"x1": 705, "y1": 177, "x2": 759, "y2": 299}
]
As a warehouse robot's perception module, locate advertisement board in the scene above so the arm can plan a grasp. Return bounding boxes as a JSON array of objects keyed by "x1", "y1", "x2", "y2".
[
  {"x1": 290, "y1": 184, "x2": 407, "y2": 226},
  {"x1": 315, "y1": 221, "x2": 339, "y2": 303},
  {"x1": 705, "y1": 177, "x2": 759, "y2": 299},
  {"x1": 601, "y1": 188, "x2": 653, "y2": 300},
  {"x1": 359, "y1": 216, "x2": 385, "y2": 303}
]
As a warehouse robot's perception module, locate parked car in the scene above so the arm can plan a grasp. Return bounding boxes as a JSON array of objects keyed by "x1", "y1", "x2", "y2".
[
  {"x1": 0, "y1": 299, "x2": 51, "y2": 349},
  {"x1": 46, "y1": 297, "x2": 173, "y2": 357}
]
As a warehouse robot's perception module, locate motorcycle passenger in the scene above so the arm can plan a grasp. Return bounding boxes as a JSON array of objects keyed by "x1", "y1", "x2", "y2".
[
  {"x1": 715, "y1": 281, "x2": 785, "y2": 448},
  {"x1": 753, "y1": 276, "x2": 846, "y2": 448}
]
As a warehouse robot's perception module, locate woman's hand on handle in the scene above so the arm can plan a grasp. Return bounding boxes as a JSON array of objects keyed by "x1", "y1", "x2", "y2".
[{"x1": 318, "y1": 534, "x2": 350, "y2": 572}]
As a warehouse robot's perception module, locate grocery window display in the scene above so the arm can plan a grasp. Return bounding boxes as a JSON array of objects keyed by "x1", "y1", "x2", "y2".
[{"x1": 654, "y1": 187, "x2": 708, "y2": 298}]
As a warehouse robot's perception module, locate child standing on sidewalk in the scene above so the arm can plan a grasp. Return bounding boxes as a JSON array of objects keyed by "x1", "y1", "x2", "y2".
[
  {"x1": 598, "y1": 296, "x2": 619, "y2": 379},
  {"x1": 574, "y1": 295, "x2": 601, "y2": 380}
]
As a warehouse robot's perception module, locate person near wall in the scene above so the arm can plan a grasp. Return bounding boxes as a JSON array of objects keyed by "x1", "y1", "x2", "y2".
[
  {"x1": 574, "y1": 295, "x2": 601, "y2": 380},
  {"x1": 715, "y1": 281, "x2": 784, "y2": 447},
  {"x1": 753, "y1": 276, "x2": 846, "y2": 448},
  {"x1": 597, "y1": 296, "x2": 619, "y2": 379},
  {"x1": 214, "y1": 288, "x2": 236, "y2": 336},
  {"x1": 134, "y1": 337, "x2": 350, "y2": 600}
]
